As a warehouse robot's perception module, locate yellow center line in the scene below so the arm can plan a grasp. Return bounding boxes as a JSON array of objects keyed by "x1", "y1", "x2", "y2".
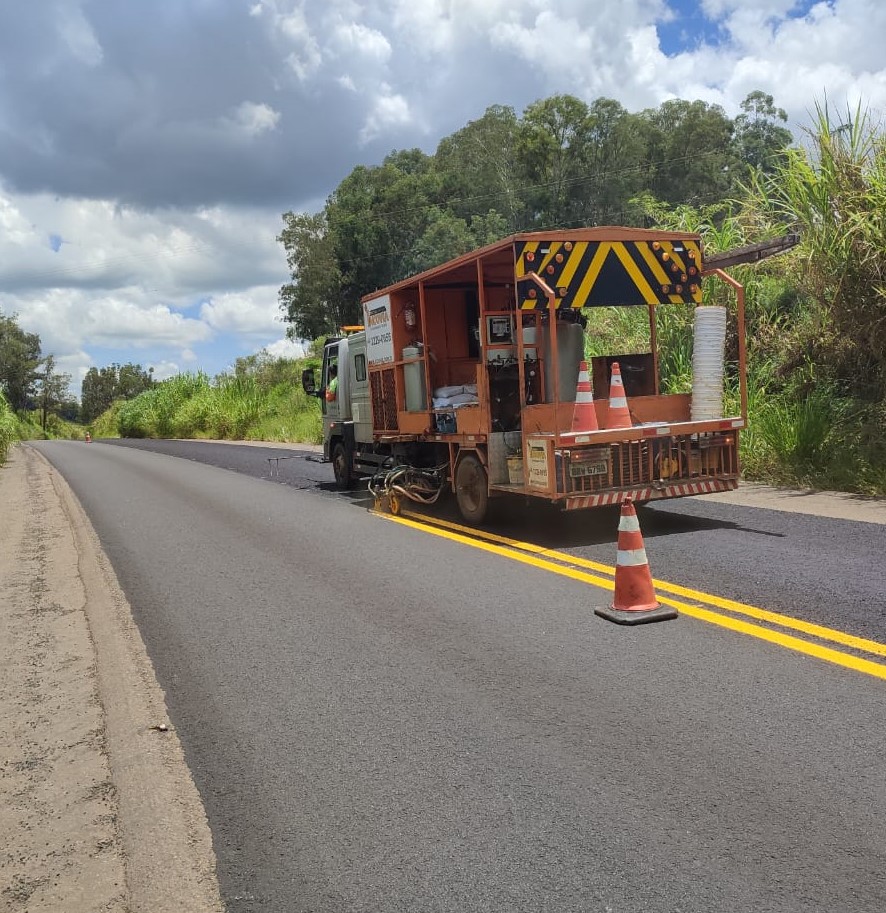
[
  {"x1": 379, "y1": 509, "x2": 886, "y2": 680},
  {"x1": 399, "y1": 509, "x2": 886, "y2": 660}
]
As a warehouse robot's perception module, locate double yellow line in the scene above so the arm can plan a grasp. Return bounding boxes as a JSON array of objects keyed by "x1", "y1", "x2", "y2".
[{"x1": 374, "y1": 508, "x2": 886, "y2": 682}]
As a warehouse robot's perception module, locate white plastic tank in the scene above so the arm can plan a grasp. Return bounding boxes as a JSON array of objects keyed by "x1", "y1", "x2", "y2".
[
  {"x1": 403, "y1": 345, "x2": 427, "y2": 411},
  {"x1": 691, "y1": 306, "x2": 727, "y2": 420}
]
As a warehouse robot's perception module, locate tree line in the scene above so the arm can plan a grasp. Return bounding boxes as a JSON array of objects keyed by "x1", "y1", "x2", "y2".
[
  {"x1": 0, "y1": 308, "x2": 154, "y2": 427},
  {"x1": 278, "y1": 90, "x2": 792, "y2": 339}
]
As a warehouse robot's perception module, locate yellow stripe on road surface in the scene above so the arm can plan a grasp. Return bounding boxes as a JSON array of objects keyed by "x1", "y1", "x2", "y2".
[{"x1": 374, "y1": 509, "x2": 886, "y2": 682}]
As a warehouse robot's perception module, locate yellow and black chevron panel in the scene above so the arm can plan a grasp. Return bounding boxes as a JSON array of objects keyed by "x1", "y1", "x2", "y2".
[{"x1": 515, "y1": 238, "x2": 703, "y2": 309}]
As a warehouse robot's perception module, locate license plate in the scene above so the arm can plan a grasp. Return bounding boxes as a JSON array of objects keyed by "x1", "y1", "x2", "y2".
[{"x1": 570, "y1": 461, "x2": 608, "y2": 478}]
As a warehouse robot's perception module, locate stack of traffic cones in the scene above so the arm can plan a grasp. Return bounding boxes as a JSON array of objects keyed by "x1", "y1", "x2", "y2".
[
  {"x1": 567, "y1": 360, "x2": 598, "y2": 434},
  {"x1": 595, "y1": 498, "x2": 677, "y2": 625},
  {"x1": 604, "y1": 362, "x2": 632, "y2": 429}
]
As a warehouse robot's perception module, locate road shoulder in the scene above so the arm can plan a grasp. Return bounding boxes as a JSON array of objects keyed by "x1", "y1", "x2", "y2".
[
  {"x1": 698, "y1": 480, "x2": 886, "y2": 525},
  {"x1": 0, "y1": 445, "x2": 223, "y2": 913}
]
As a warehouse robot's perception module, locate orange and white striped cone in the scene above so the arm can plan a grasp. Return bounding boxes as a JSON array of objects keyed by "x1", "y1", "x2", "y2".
[
  {"x1": 595, "y1": 498, "x2": 677, "y2": 625},
  {"x1": 85, "y1": 432, "x2": 92, "y2": 443},
  {"x1": 604, "y1": 361, "x2": 632, "y2": 429},
  {"x1": 567, "y1": 360, "x2": 598, "y2": 434}
]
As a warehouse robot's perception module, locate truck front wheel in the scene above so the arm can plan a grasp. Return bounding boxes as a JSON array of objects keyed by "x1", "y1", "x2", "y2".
[
  {"x1": 331, "y1": 442, "x2": 353, "y2": 490},
  {"x1": 455, "y1": 453, "x2": 489, "y2": 525}
]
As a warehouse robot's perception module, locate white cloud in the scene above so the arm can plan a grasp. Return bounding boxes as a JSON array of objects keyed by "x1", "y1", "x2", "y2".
[
  {"x1": 264, "y1": 337, "x2": 307, "y2": 359},
  {"x1": 260, "y1": 1, "x2": 323, "y2": 81},
  {"x1": 359, "y1": 87, "x2": 413, "y2": 144},
  {"x1": 150, "y1": 361, "x2": 182, "y2": 382},
  {"x1": 199, "y1": 286, "x2": 282, "y2": 336},
  {"x1": 331, "y1": 20, "x2": 391, "y2": 62},
  {"x1": 0, "y1": 183, "x2": 288, "y2": 388},
  {"x1": 56, "y1": 3, "x2": 103, "y2": 67},
  {"x1": 225, "y1": 101, "x2": 282, "y2": 137}
]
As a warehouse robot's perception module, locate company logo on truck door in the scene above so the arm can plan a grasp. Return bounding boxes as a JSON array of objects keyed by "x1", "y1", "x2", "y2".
[
  {"x1": 363, "y1": 294, "x2": 395, "y2": 366},
  {"x1": 515, "y1": 239, "x2": 703, "y2": 309}
]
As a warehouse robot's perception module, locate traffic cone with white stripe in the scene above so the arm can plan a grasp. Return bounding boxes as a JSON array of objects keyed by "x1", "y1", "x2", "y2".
[
  {"x1": 595, "y1": 497, "x2": 677, "y2": 625},
  {"x1": 567, "y1": 360, "x2": 598, "y2": 433},
  {"x1": 604, "y1": 362, "x2": 632, "y2": 429}
]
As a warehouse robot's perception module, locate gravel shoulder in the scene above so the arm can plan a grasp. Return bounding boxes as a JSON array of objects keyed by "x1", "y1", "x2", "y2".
[
  {"x1": 700, "y1": 480, "x2": 886, "y2": 525},
  {"x1": 0, "y1": 444, "x2": 223, "y2": 913}
]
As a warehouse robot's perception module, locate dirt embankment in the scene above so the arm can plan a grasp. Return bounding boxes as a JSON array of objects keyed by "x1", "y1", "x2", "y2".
[{"x1": 0, "y1": 445, "x2": 223, "y2": 913}]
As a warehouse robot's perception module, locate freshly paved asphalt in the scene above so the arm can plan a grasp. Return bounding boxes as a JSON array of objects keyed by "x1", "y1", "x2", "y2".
[{"x1": 35, "y1": 439, "x2": 886, "y2": 912}]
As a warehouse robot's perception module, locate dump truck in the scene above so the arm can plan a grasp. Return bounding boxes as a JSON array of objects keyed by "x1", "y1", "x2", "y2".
[{"x1": 302, "y1": 227, "x2": 796, "y2": 524}]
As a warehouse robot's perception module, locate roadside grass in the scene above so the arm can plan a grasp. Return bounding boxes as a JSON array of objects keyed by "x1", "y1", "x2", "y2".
[
  {"x1": 89, "y1": 400, "x2": 126, "y2": 438},
  {"x1": 106, "y1": 357, "x2": 323, "y2": 445},
  {"x1": 0, "y1": 392, "x2": 17, "y2": 463}
]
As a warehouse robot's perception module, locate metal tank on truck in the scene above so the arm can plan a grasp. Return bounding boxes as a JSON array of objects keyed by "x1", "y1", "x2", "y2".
[{"x1": 302, "y1": 228, "x2": 797, "y2": 524}]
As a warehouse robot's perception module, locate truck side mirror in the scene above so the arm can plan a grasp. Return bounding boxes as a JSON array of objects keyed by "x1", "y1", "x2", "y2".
[{"x1": 301, "y1": 368, "x2": 317, "y2": 396}]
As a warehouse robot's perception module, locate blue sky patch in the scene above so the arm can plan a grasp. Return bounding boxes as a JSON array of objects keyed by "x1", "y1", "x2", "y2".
[
  {"x1": 48, "y1": 233, "x2": 63, "y2": 252},
  {"x1": 657, "y1": 0, "x2": 819, "y2": 55},
  {"x1": 657, "y1": 0, "x2": 725, "y2": 55}
]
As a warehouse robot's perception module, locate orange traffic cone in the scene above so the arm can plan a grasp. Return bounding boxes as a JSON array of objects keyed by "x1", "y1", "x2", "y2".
[
  {"x1": 567, "y1": 360, "x2": 598, "y2": 433},
  {"x1": 604, "y1": 361, "x2": 632, "y2": 429},
  {"x1": 595, "y1": 498, "x2": 677, "y2": 625},
  {"x1": 85, "y1": 432, "x2": 92, "y2": 443}
]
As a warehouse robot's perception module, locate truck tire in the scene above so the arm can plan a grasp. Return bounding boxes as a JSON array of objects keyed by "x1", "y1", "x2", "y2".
[
  {"x1": 455, "y1": 453, "x2": 489, "y2": 525},
  {"x1": 331, "y1": 441, "x2": 353, "y2": 490}
]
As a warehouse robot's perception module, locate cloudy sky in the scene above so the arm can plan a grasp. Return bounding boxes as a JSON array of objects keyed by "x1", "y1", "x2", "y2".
[{"x1": 1, "y1": 0, "x2": 884, "y2": 394}]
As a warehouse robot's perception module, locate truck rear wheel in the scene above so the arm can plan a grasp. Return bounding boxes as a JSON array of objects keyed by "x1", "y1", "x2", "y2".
[
  {"x1": 331, "y1": 442, "x2": 353, "y2": 490},
  {"x1": 455, "y1": 453, "x2": 488, "y2": 525}
]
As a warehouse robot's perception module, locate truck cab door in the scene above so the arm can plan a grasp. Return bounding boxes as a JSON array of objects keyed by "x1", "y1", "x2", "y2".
[{"x1": 322, "y1": 345, "x2": 340, "y2": 419}]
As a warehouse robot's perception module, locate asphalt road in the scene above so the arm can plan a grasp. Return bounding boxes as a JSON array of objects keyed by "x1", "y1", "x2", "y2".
[{"x1": 35, "y1": 439, "x2": 886, "y2": 913}]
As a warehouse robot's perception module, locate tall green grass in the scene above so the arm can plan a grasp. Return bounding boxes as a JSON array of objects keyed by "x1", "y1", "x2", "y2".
[
  {"x1": 0, "y1": 391, "x2": 18, "y2": 463},
  {"x1": 109, "y1": 358, "x2": 322, "y2": 444}
]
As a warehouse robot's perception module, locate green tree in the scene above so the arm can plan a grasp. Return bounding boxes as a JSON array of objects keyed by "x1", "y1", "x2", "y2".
[
  {"x1": 278, "y1": 211, "x2": 347, "y2": 340},
  {"x1": 328, "y1": 148, "x2": 442, "y2": 295},
  {"x1": 0, "y1": 312, "x2": 41, "y2": 412},
  {"x1": 584, "y1": 99, "x2": 647, "y2": 224},
  {"x1": 116, "y1": 363, "x2": 155, "y2": 399},
  {"x1": 639, "y1": 99, "x2": 736, "y2": 207},
  {"x1": 516, "y1": 94, "x2": 595, "y2": 228},
  {"x1": 435, "y1": 105, "x2": 525, "y2": 230},
  {"x1": 81, "y1": 366, "x2": 117, "y2": 423},
  {"x1": 36, "y1": 355, "x2": 72, "y2": 430},
  {"x1": 404, "y1": 208, "x2": 510, "y2": 275},
  {"x1": 81, "y1": 362, "x2": 155, "y2": 423},
  {"x1": 732, "y1": 91, "x2": 793, "y2": 174}
]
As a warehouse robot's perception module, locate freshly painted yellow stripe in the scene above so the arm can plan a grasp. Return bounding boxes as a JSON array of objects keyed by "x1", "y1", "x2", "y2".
[
  {"x1": 376, "y1": 510, "x2": 886, "y2": 680},
  {"x1": 612, "y1": 242, "x2": 659, "y2": 305},
  {"x1": 398, "y1": 509, "x2": 886, "y2": 662},
  {"x1": 571, "y1": 242, "x2": 611, "y2": 309},
  {"x1": 662, "y1": 600, "x2": 886, "y2": 682},
  {"x1": 375, "y1": 511, "x2": 616, "y2": 588},
  {"x1": 648, "y1": 578, "x2": 886, "y2": 659}
]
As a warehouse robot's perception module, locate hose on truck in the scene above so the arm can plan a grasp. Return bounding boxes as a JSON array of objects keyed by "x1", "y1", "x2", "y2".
[{"x1": 368, "y1": 461, "x2": 450, "y2": 506}]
